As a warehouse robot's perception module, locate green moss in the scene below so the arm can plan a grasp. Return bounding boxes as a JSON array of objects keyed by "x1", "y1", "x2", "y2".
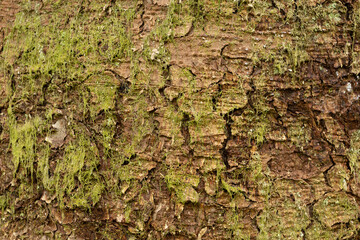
[
  {"x1": 287, "y1": 120, "x2": 311, "y2": 150},
  {"x1": 230, "y1": 0, "x2": 276, "y2": 32},
  {"x1": 351, "y1": 52, "x2": 360, "y2": 74},
  {"x1": 305, "y1": 221, "x2": 336, "y2": 240},
  {"x1": 85, "y1": 73, "x2": 118, "y2": 118},
  {"x1": 221, "y1": 151, "x2": 271, "y2": 201},
  {"x1": 313, "y1": 192, "x2": 359, "y2": 228},
  {"x1": 246, "y1": 0, "x2": 345, "y2": 82},
  {"x1": 247, "y1": 94, "x2": 271, "y2": 145},
  {"x1": 37, "y1": 145, "x2": 52, "y2": 190},
  {"x1": 307, "y1": 192, "x2": 360, "y2": 239},
  {"x1": 8, "y1": 113, "x2": 42, "y2": 180},
  {"x1": 188, "y1": 0, "x2": 206, "y2": 26},
  {"x1": 251, "y1": 38, "x2": 309, "y2": 79},
  {"x1": 148, "y1": 1, "x2": 178, "y2": 44},
  {"x1": 3, "y1": 4, "x2": 140, "y2": 208},
  {"x1": 257, "y1": 197, "x2": 310, "y2": 240},
  {"x1": 0, "y1": 194, "x2": 8, "y2": 212},
  {"x1": 100, "y1": 114, "x2": 116, "y2": 156},
  {"x1": 306, "y1": 220, "x2": 358, "y2": 240},
  {"x1": 165, "y1": 166, "x2": 200, "y2": 203},
  {"x1": 221, "y1": 177, "x2": 243, "y2": 196},
  {"x1": 178, "y1": 94, "x2": 214, "y2": 126},
  {"x1": 226, "y1": 210, "x2": 250, "y2": 240},
  {"x1": 216, "y1": 86, "x2": 248, "y2": 114},
  {"x1": 162, "y1": 104, "x2": 183, "y2": 139},
  {"x1": 54, "y1": 133, "x2": 103, "y2": 209},
  {"x1": 347, "y1": 130, "x2": 360, "y2": 181},
  {"x1": 293, "y1": 0, "x2": 345, "y2": 34},
  {"x1": 351, "y1": 3, "x2": 360, "y2": 73},
  {"x1": 248, "y1": 117, "x2": 270, "y2": 145},
  {"x1": 3, "y1": 1, "x2": 136, "y2": 99}
]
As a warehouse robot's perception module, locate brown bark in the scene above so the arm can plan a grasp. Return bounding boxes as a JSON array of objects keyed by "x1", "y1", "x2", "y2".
[{"x1": 1, "y1": 0, "x2": 360, "y2": 239}]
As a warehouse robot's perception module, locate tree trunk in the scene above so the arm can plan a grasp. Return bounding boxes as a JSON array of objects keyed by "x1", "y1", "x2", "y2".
[{"x1": 1, "y1": 0, "x2": 360, "y2": 239}]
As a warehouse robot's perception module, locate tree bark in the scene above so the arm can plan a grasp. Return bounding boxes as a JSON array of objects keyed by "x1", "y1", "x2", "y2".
[{"x1": 1, "y1": 0, "x2": 360, "y2": 239}]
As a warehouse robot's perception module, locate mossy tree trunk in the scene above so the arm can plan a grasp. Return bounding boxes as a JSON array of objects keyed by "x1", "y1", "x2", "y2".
[{"x1": 1, "y1": 0, "x2": 360, "y2": 239}]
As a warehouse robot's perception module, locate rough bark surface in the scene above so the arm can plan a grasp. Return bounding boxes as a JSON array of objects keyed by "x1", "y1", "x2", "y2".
[{"x1": 1, "y1": 0, "x2": 360, "y2": 239}]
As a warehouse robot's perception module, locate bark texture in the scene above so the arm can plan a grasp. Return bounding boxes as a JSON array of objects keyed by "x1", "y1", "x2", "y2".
[{"x1": 1, "y1": 0, "x2": 360, "y2": 239}]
